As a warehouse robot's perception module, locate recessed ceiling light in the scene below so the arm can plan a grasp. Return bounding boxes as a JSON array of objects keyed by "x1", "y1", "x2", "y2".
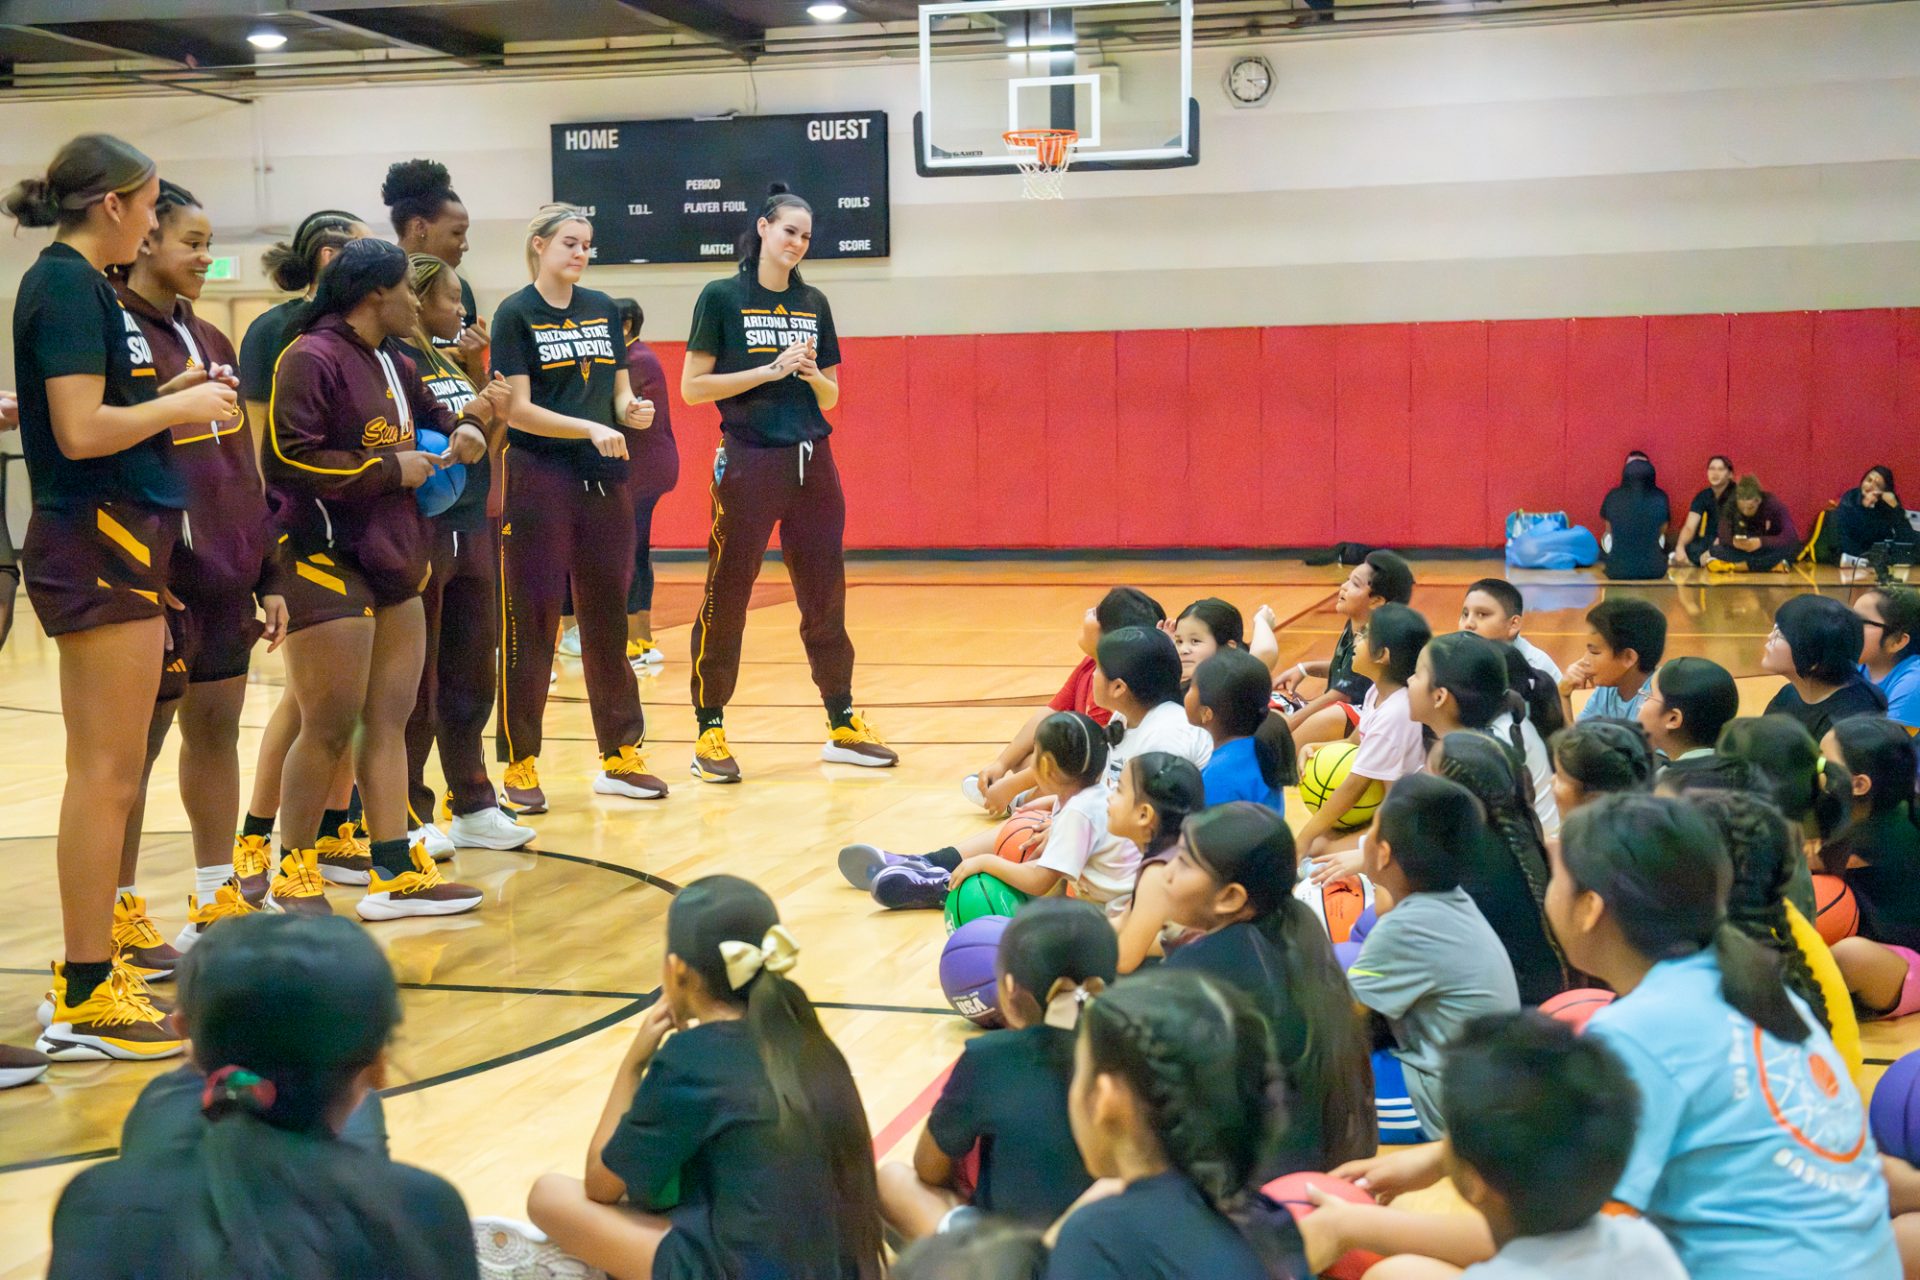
[
  {"x1": 246, "y1": 24, "x2": 288, "y2": 50},
  {"x1": 807, "y1": 3, "x2": 848, "y2": 20}
]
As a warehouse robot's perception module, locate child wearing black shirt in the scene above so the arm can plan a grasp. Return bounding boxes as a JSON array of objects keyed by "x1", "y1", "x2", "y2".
[
  {"x1": 880, "y1": 900, "x2": 1117, "y2": 1240},
  {"x1": 1048, "y1": 969, "x2": 1305, "y2": 1280},
  {"x1": 479, "y1": 875, "x2": 884, "y2": 1280},
  {"x1": 50, "y1": 914, "x2": 476, "y2": 1280},
  {"x1": 1273, "y1": 550, "x2": 1414, "y2": 751},
  {"x1": 492, "y1": 204, "x2": 663, "y2": 814}
]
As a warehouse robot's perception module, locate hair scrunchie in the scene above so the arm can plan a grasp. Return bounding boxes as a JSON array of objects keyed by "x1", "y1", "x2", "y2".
[
  {"x1": 201, "y1": 1066, "x2": 276, "y2": 1117},
  {"x1": 718, "y1": 924, "x2": 801, "y2": 991}
]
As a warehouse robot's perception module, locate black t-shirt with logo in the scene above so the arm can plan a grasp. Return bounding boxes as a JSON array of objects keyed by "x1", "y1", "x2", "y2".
[
  {"x1": 396, "y1": 337, "x2": 490, "y2": 532},
  {"x1": 687, "y1": 267, "x2": 840, "y2": 449},
  {"x1": 237, "y1": 297, "x2": 306, "y2": 404},
  {"x1": 490, "y1": 283, "x2": 627, "y2": 484},
  {"x1": 13, "y1": 242, "x2": 184, "y2": 511}
]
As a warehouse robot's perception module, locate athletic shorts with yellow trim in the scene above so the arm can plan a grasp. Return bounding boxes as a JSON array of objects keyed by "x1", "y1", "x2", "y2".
[
  {"x1": 270, "y1": 538, "x2": 379, "y2": 633},
  {"x1": 23, "y1": 501, "x2": 180, "y2": 637}
]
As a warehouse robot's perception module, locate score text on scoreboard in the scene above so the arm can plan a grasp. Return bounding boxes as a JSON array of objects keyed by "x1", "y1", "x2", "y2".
[{"x1": 551, "y1": 112, "x2": 890, "y2": 266}]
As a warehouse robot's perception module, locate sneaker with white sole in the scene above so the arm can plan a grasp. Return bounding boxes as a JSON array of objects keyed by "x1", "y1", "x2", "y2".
[
  {"x1": 410, "y1": 823, "x2": 458, "y2": 862},
  {"x1": 626, "y1": 638, "x2": 664, "y2": 669},
  {"x1": 504, "y1": 757, "x2": 548, "y2": 814},
  {"x1": 314, "y1": 822, "x2": 373, "y2": 885},
  {"x1": 36, "y1": 966, "x2": 183, "y2": 1062},
  {"x1": 690, "y1": 726, "x2": 743, "y2": 784},
  {"x1": 594, "y1": 744, "x2": 668, "y2": 799},
  {"x1": 174, "y1": 881, "x2": 262, "y2": 952},
  {"x1": 0, "y1": 1043, "x2": 49, "y2": 1089},
  {"x1": 822, "y1": 714, "x2": 899, "y2": 768},
  {"x1": 473, "y1": 1216, "x2": 606, "y2": 1280},
  {"x1": 448, "y1": 806, "x2": 538, "y2": 851},
  {"x1": 557, "y1": 625, "x2": 581, "y2": 658},
  {"x1": 357, "y1": 844, "x2": 484, "y2": 921}
]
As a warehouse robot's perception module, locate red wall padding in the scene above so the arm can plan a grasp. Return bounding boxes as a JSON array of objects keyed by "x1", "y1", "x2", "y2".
[{"x1": 643, "y1": 308, "x2": 1920, "y2": 550}]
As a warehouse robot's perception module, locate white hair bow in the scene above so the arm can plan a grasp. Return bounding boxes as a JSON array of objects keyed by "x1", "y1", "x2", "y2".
[{"x1": 719, "y1": 924, "x2": 801, "y2": 991}]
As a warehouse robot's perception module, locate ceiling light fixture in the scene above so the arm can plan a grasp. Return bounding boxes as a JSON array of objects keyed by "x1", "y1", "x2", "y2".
[
  {"x1": 246, "y1": 24, "x2": 288, "y2": 50},
  {"x1": 807, "y1": 3, "x2": 848, "y2": 20}
]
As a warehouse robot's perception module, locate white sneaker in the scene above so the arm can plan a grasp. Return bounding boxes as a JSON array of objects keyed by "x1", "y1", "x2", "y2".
[
  {"x1": 473, "y1": 1216, "x2": 606, "y2": 1280},
  {"x1": 557, "y1": 625, "x2": 581, "y2": 658},
  {"x1": 409, "y1": 823, "x2": 458, "y2": 862},
  {"x1": 961, "y1": 773, "x2": 986, "y2": 806},
  {"x1": 448, "y1": 806, "x2": 538, "y2": 851}
]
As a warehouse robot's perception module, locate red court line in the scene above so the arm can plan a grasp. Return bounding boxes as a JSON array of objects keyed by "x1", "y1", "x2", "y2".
[{"x1": 872, "y1": 1059, "x2": 958, "y2": 1158}]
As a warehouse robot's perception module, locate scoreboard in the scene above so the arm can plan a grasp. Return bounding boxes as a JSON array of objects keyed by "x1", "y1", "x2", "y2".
[{"x1": 550, "y1": 112, "x2": 890, "y2": 265}]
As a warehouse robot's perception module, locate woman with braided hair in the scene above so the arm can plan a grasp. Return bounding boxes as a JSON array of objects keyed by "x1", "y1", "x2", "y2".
[
  {"x1": 1429, "y1": 732, "x2": 1571, "y2": 1006},
  {"x1": 1547, "y1": 717, "x2": 1654, "y2": 816},
  {"x1": 1051, "y1": 967, "x2": 1308, "y2": 1280}
]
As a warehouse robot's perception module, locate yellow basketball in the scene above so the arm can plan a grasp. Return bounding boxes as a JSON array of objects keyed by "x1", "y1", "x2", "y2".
[{"x1": 1299, "y1": 740, "x2": 1385, "y2": 831}]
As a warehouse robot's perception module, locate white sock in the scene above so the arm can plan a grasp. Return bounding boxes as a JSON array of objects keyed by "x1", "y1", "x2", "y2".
[
  {"x1": 194, "y1": 865, "x2": 230, "y2": 898},
  {"x1": 117, "y1": 884, "x2": 136, "y2": 899}
]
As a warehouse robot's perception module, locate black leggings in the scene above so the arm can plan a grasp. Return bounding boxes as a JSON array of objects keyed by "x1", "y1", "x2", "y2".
[{"x1": 627, "y1": 492, "x2": 661, "y2": 614}]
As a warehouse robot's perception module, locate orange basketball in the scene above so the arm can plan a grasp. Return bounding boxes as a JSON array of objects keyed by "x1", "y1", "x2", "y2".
[
  {"x1": 1813, "y1": 874, "x2": 1860, "y2": 945},
  {"x1": 1261, "y1": 1173, "x2": 1382, "y2": 1280},
  {"x1": 993, "y1": 811, "x2": 1049, "y2": 864},
  {"x1": 1540, "y1": 987, "x2": 1616, "y2": 1034}
]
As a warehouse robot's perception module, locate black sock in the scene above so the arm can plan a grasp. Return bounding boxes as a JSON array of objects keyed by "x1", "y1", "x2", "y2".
[
  {"x1": 241, "y1": 812, "x2": 274, "y2": 839},
  {"x1": 320, "y1": 807, "x2": 351, "y2": 838},
  {"x1": 369, "y1": 838, "x2": 412, "y2": 878},
  {"x1": 696, "y1": 706, "x2": 725, "y2": 733},
  {"x1": 923, "y1": 847, "x2": 962, "y2": 872},
  {"x1": 64, "y1": 959, "x2": 113, "y2": 1003},
  {"x1": 345, "y1": 786, "x2": 364, "y2": 824},
  {"x1": 824, "y1": 694, "x2": 855, "y2": 730}
]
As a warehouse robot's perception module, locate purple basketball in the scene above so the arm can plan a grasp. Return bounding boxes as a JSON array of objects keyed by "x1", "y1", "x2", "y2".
[
  {"x1": 1871, "y1": 1049, "x2": 1920, "y2": 1163},
  {"x1": 1349, "y1": 903, "x2": 1379, "y2": 948},
  {"x1": 940, "y1": 915, "x2": 1011, "y2": 1028},
  {"x1": 1333, "y1": 939, "x2": 1361, "y2": 973}
]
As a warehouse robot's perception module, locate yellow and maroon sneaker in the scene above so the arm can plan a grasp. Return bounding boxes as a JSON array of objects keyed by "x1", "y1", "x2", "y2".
[
  {"x1": 35, "y1": 965, "x2": 183, "y2": 1062},
  {"x1": 821, "y1": 714, "x2": 899, "y2": 768},
  {"x1": 315, "y1": 822, "x2": 373, "y2": 886},
  {"x1": 174, "y1": 880, "x2": 262, "y2": 952},
  {"x1": 111, "y1": 892, "x2": 181, "y2": 981},
  {"x1": 232, "y1": 832, "x2": 274, "y2": 906},
  {"x1": 356, "y1": 844, "x2": 484, "y2": 921},
  {"x1": 503, "y1": 757, "x2": 547, "y2": 813},
  {"x1": 270, "y1": 849, "x2": 334, "y2": 916},
  {"x1": 593, "y1": 744, "x2": 668, "y2": 800}
]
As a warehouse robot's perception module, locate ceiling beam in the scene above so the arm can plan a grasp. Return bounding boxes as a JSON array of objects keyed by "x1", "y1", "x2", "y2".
[
  {"x1": 31, "y1": 18, "x2": 254, "y2": 67},
  {"x1": 301, "y1": 6, "x2": 503, "y2": 63},
  {"x1": 611, "y1": 0, "x2": 763, "y2": 57}
]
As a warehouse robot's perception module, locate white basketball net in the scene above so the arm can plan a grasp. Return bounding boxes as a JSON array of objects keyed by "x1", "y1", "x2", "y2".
[{"x1": 1005, "y1": 129, "x2": 1077, "y2": 200}]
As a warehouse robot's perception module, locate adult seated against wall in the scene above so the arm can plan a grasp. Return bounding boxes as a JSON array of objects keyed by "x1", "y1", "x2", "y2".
[
  {"x1": 1598, "y1": 452, "x2": 1670, "y2": 580},
  {"x1": 1828, "y1": 465, "x2": 1918, "y2": 566},
  {"x1": 1705, "y1": 474, "x2": 1798, "y2": 573},
  {"x1": 1670, "y1": 454, "x2": 1735, "y2": 568}
]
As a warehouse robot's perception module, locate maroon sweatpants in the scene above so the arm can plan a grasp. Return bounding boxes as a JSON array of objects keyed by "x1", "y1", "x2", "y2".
[
  {"x1": 690, "y1": 436, "x2": 855, "y2": 712},
  {"x1": 496, "y1": 446, "x2": 646, "y2": 760},
  {"x1": 406, "y1": 521, "x2": 499, "y2": 822}
]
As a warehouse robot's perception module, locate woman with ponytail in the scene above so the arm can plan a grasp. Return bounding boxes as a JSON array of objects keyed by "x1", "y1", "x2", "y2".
[
  {"x1": 1406, "y1": 632, "x2": 1560, "y2": 836},
  {"x1": 683, "y1": 185, "x2": 896, "y2": 784},
  {"x1": 1160, "y1": 803, "x2": 1376, "y2": 1170},
  {"x1": 393, "y1": 252, "x2": 531, "y2": 856},
  {"x1": 1188, "y1": 647, "x2": 1298, "y2": 811},
  {"x1": 1819, "y1": 718, "x2": 1920, "y2": 1027},
  {"x1": 881, "y1": 900, "x2": 1116, "y2": 1239},
  {"x1": 239, "y1": 209, "x2": 368, "y2": 433},
  {"x1": 483, "y1": 875, "x2": 884, "y2": 1280},
  {"x1": 1430, "y1": 732, "x2": 1571, "y2": 1005},
  {"x1": 1545, "y1": 793, "x2": 1898, "y2": 1279},
  {"x1": 1051, "y1": 968, "x2": 1307, "y2": 1279},
  {"x1": 492, "y1": 204, "x2": 664, "y2": 813},
  {"x1": 49, "y1": 914, "x2": 475, "y2": 1279},
  {"x1": 262, "y1": 237, "x2": 486, "y2": 921},
  {"x1": 8, "y1": 135, "x2": 241, "y2": 1061}
]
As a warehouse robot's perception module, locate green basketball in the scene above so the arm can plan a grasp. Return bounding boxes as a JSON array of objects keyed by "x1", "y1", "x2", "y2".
[
  {"x1": 1299, "y1": 740, "x2": 1385, "y2": 832},
  {"x1": 944, "y1": 875, "x2": 1030, "y2": 933}
]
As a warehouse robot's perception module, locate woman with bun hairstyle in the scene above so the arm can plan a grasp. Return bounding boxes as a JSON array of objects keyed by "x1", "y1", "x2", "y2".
[
  {"x1": 48, "y1": 914, "x2": 478, "y2": 1279},
  {"x1": 238, "y1": 209, "x2": 368, "y2": 436},
  {"x1": 491, "y1": 204, "x2": 662, "y2": 812},
  {"x1": 384, "y1": 158, "x2": 487, "y2": 382},
  {"x1": 395, "y1": 252, "x2": 531, "y2": 856},
  {"x1": 264, "y1": 237, "x2": 488, "y2": 921},
  {"x1": 111, "y1": 179, "x2": 286, "y2": 954},
  {"x1": 683, "y1": 185, "x2": 895, "y2": 785},
  {"x1": 7, "y1": 134, "x2": 240, "y2": 1062}
]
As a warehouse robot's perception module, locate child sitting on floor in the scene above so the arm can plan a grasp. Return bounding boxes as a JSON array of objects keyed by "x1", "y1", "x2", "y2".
[
  {"x1": 1274, "y1": 550, "x2": 1416, "y2": 750},
  {"x1": 1547, "y1": 719, "x2": 1654, "y2": 818},
  {"x1": 1821, "y1": 718, "x2": 1920, "y2": 1023},
  {"x1": 1558, "y1": 597, "x2": 1667, "y2": 725},
  {"x1": 1167, "y1": 597, "x2": 1245, "y2": 687},
  {"x1": 1107, "y1": 751, "x2": 1209, "y2": 974},
  {"x1": 1458, "y1": 578, "x2": 1561, "y2": 684},
  {"x1": 1349, "y1": 774, "x2": 1521, "y2": 1144},
  {"x1": 478, "y1": 876, "x2": 884, "y2": 1280},
  {"x1": 1633, "y1": 655, "x2": 1737, "y2": 778},
  {"x1": 1297, "y1": 1011, "x2": 1686, "y2": 1280},
  {"x1": 879, "y1": 899, "x2": 1116, "y2": 1240},
  {"x1": 1187, "y1": 647, "x2": 1297, "y2": 811},
  {"x1": 965, "y1": 586, "x2": 1163, "y2": 817}
]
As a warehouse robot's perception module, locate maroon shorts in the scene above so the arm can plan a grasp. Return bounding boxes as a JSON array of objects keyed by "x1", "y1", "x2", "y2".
[
  {"x1": 23, "y1": 502, "x2": 181, "y2": 638},
  {"x1": 175, "y1": 586, "x2": 264, "y2": 684},
  {"x1": 272, "y1": 539, "x2": 377, "y2": 633},
  {"x1": 158, "y1": 606, "x2": 191, "y2": 703}
]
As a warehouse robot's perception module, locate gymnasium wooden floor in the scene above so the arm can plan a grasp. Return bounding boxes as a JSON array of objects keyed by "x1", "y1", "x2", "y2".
[{"x1": 0, "y1": 555, "x2": 1915, "y2": 1276}]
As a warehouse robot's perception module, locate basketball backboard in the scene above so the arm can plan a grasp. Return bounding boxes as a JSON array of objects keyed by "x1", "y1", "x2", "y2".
[{"x1": 916, "y1": 0, "x2": 1198, "y2": 177}]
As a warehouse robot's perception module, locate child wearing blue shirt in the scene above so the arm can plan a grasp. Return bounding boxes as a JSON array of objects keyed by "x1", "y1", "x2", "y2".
[
  {"x1": 1856, "y1": 586, "x2": 1920, "y2": 729},
  {"x1": 1186, "y1": 648, "x2": 1295, "y2": 812},
  {"x1": 1559, "y1": 597, "x2": 1666, "y2": 725}
]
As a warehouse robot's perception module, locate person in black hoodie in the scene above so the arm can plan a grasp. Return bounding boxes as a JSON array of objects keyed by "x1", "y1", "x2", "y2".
[
  {"x1": 1597, "y1": 452, "x2": 1670, "y2": 580},
  {"x1": 1830, "y1": 465, "x2": 1917, "y2": 565},
  {"x1": 263, "y1": 237, "x2": 485, "y2": 922}
]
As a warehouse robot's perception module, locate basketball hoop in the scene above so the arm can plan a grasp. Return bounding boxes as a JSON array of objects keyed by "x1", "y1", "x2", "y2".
[{"x1": 1003, "y1": 128, "x2": 1077, "y2": 200}]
